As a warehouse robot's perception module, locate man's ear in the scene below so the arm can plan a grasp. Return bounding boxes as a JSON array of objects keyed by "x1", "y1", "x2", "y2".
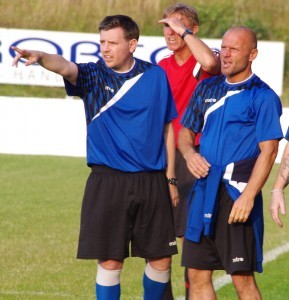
[
  {"x1": 250, "y1": 48, "x2": 258, "y2": 62},
  {"x1": 192, "y1": 25, "x2": 199, "y2": 35},
  {"x1": 129, "y1": 39, "x2": 138, "y2": 53}
]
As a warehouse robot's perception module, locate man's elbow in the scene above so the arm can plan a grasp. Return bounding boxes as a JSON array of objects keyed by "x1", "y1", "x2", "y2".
[
  {"x1": 203, "y1": 56, "x2": 220, "y2": 75},
  {"x1": 262, "y1": 140, "x2": 280, "y2": 163}
]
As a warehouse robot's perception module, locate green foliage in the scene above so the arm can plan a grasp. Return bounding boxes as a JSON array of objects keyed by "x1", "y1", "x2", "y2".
[
  {"x1": 197, "y1": 1, "x2": 236, "y2": 38},
  {"x1": 0, "y1": 0, "x2": 289, "y2": 105}
]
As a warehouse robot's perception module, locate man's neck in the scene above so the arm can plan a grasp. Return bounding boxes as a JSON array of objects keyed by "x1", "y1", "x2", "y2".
[{"x1": 174, "y1": 47, "x2": 192, "y2": 66}]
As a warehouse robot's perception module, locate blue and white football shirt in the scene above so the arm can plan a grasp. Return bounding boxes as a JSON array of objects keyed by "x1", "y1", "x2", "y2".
[
  {"x1": 65, "y1": 58, "x2": 177, "y2": 172},
  {"x1": 182, "y1": 73, "x2": 283, "y2": 166},
  {"x1": 182, "y1": 73, "x2": 283, "y2": 273}
]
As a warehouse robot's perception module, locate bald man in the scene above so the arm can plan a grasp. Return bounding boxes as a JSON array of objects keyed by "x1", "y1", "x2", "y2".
[{"x1": 178, "y1": 26, "x2": 283, "y2": 299}]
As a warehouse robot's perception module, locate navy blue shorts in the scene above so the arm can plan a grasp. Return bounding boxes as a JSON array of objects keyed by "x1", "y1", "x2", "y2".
[
  {"x1": 182, "y1": 184, "x2": 257, "y2": 274},
  {"x1": 77, "y1": 165, "x2": 178, "y2": 260}
]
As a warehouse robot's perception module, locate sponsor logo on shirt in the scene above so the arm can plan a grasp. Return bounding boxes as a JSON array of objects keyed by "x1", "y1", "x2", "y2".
[
  {"x1": 204, "y1": 213, "x2": 212, "y2": 218},
  {"x1": 105, "y1": 85, "x2": 115, "y2": 93},
  {"x1": 232, "y1": 257, "x2": 244, "y2": 263},
  {"x1": 205, "y1": 98, "x2": 217, "y2": 103}
]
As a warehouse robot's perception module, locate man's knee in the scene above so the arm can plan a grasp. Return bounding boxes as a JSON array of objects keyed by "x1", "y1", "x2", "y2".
[
  {"x1": 187, "y1": 269, "x2": 216, "y2": 299},
  {"x1": 231, "y1": 272, "x2": 261, "y2": 299},
  {"x1": 147, "y1": 256, "x2": 172, "y2": 271},
  {"x1": 98, "y1": 259, "x2": 123, "y2": 270},
  {"x1": 188, "y1": 269, "x2": 213, "y2": 290}
]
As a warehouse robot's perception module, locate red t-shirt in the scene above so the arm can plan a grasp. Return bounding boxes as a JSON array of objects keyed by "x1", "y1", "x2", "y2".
[{"x1": 159, "y1": 54, "x2": 212, "y2": 147}]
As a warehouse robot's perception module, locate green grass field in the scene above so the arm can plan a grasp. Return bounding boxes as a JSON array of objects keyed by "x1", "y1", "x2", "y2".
[{"x1": 1, "y1": 154, "x2": 289, "y2": 299}]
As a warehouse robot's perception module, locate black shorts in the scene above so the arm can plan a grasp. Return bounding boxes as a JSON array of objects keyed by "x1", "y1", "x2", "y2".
[
  {"x1": 182, "y1": 184, "x2": 257, "y2": 274},
  {"x1": 173, "y1": 149, "x2": 197, "y2": 237},
  {"x1": 77, "y1": 165, "x2": 178, "y2": 261}
]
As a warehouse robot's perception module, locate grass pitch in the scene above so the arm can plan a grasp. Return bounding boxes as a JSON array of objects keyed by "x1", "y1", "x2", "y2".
[{"x1": 0, "y1": 154, "x2": 289, "y2": 299}]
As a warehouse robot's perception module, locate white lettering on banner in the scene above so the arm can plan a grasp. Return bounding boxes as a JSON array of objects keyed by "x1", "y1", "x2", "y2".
[
  {"x1": 8, "y1": 67, "x2": 63, "y2": 86},
  {"x1": 0, "y1": 28, "x2": 285, "y2": 95}
]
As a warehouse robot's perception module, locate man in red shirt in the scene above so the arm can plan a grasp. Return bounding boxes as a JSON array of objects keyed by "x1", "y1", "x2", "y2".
[{"x1": 158, "y1": 3, "x2": 220, "y2": 299}]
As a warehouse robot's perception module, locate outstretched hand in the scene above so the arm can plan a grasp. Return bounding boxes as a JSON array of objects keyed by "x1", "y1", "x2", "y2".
[{"x1": 11, "y1": 46, "x2": 41, "y2": 67}]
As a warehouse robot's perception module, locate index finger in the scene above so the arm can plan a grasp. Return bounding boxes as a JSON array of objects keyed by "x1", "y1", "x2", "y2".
[
  {"x1": 11, "y1": 47, "x2": 22, "y2": 67},
  {"x1": 270, "y1": 209, "x2": 283, "y2": 228},
  {"x1": 201, "y1": 156, "x2": 211, "y2": 168},
  {"x1": 173, "y1": 195, "x2": 179, "y2": 207},
  {"x1": 11, "y1": 46, "x2": 21, "y2": 53},
  {"x1": 228, "y1": 205, "x2": 240, "y2": 224},
  {"x1": 158, "y1": 18, "x2": 167, "y2": 24},
  {"x1": 273, "y1": 214, "x2": 283, "y2": 227},
  {"x1": 228, "y1": 212, "x2": 234, "y2": 224}
]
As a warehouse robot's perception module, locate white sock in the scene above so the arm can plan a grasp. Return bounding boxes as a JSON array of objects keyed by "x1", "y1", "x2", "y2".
[
  {"x1": 96, "y1": 264, "x2": 121, "y2": 286},
  {"x1": 144, "y1": 263, "x2": 170, "y2": 283}
]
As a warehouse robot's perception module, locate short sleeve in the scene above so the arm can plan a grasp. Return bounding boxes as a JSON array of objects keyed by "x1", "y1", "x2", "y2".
[
  {"x1": 285, "y1": 127, "x2": 289, "y2": 141},
  {"x1": 253, "y1": 88, "x2": 283, "y2": 142},
  {"x1": 181, "y1": 82, "x2": 204, "y2": 133}
]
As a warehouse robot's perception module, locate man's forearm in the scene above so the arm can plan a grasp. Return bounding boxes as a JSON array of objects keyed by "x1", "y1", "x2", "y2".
[
  {"x1": 11, "y1": 46, "x2": 78, "y2": 85},
  {"x1": 38, "y1": 52, "x2": 67, "y2": 73},
  {"x1": 243, "y1": 140, "x2": 279, "y2": 199},
  {"x1": 38, "y1": 52, "x2": 77, "y2": 83},
  {"x1": 164, "y1": 122, "x2": 176, "y2": 178},
  {"x1": 178, "y1": 127, "x2": 196, "y2": 160},
  {"x1": 184, "y1": 34, "x2": 220, "y2": 75},
  {"x1": 273, "y1": 142, "x2": 289, "y2": 190}
]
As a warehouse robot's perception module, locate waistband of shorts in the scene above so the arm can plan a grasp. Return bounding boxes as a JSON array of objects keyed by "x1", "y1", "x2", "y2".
[
  {"x1": 89, "y1": 164, "x2": 164, "y2": 175},
  {"x1": 90, "y1": 165, "x2": 125, "y2": 174}
]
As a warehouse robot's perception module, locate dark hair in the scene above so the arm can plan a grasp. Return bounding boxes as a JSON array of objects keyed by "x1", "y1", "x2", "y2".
[
  {"x1": 98, "y1": 15, "x2": 139, "y2": 41},
  {"x1": 163, "y1": 3, "x2": 199, "y2": 27}
]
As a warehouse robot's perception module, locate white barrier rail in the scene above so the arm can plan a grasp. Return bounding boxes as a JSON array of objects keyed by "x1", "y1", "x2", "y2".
[
  {"x1": 0, "y1": 96, "x2": 288, "y2": 162},
  {"x1": 0, "y1": 96, "x2": 86, "y2": 157}
]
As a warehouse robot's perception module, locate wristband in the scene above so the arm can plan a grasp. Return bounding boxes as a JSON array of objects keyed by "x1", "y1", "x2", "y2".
[
  {"x1": 181, "y1": 28, "x2": 193, "y2": 39},
  {"x1": 167, "y1": 178, "x2": 178, "y2": 186},
  {"x1": 271, "y1": 189, "x2": 284, "y2": 193}
]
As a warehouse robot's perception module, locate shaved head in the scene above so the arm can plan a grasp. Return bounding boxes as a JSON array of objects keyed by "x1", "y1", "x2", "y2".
[
  {"x1": 220, "y1": 26, "x2": 258, "y2": 82},
  {"x1": 224, "y1": 26, "x2": 257, "y2": 50}
]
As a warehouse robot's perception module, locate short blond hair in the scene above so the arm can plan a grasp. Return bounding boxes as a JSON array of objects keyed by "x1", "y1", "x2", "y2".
[{"x1": 163, "y1": 3, "x2": 199, "y2": 27}]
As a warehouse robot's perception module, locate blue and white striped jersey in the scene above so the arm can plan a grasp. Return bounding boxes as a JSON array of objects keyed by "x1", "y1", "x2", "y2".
[
  {"x1": 182, "y1": 73, "x2": 283, "y2": 166},
  {"x1": 65, "y1": 58, "x2": 177, "y2": 172}
]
